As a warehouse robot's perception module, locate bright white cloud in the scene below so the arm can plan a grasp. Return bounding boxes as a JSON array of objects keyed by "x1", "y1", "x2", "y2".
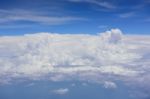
[
  {"x1": 100, "y1": 28, "x2": 123, "y2": 43},
  {"x1": 0, "y1": 28, "x2": 150, "y2": 98}
]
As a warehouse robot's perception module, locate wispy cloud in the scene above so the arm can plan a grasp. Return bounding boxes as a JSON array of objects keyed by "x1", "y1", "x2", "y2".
[
  {"x1": 67, "y1": 0, "x2": 116, "y2": 9},
  {"x1": 119, "y1": 12, "x2": 135, "y2": 18},
  {"x1": 0, "y1": 9, "x2": 83, "y2": 26}
]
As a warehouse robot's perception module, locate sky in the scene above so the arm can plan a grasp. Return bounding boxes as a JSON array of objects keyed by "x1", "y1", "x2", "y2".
[
  {"x1": 0, "y1": 1, "x2": 150, "y2": 99},
  {"x1": 0, "y1": 0, "x2": 150, "y2": 35}
]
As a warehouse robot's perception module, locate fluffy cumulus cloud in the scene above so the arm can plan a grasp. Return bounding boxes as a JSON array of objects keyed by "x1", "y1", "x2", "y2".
[{"x1": 0, "y1": 28, "x2": 150, "y2": 97}]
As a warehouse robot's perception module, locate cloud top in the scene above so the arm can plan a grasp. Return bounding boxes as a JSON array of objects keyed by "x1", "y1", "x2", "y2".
[
  {"x1": 100, "y1": 28, "x2": 123, "y2": 44},
  {"x1": 0, "y1": 29, "x2": 150, "y2": 98}
]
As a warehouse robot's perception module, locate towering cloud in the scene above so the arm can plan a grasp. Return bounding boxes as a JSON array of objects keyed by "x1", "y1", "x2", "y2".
[{"x1": 100, "y1": 28, "x2": 122, "y2": 44}]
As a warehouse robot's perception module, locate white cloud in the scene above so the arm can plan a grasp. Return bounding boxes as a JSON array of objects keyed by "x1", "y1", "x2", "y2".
[
  {"x1": 52, "y1": 88, "x2": 69, "y2": 95},
  {"x1": 103, "y1": 81, "x2": 117, "y2": 89},
  {"x1": 99, "y1": 28, "x2": 123, "y2": 43},
  {"x1": 0, "y1": 28, "x2": 150, "y2": 98}
]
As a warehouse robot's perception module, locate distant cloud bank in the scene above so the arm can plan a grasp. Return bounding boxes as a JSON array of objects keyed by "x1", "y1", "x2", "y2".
[{"x1": 0, "y1": 28, "x2": 150, "y2": 98}]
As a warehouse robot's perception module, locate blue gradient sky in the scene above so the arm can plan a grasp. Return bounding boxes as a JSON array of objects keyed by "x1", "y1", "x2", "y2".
[
  {"x1": 0, "y1": 81, "x2": 134, "y2": 99},
  {"x1": 0, "y1": 0, "x2": 150, "y2": 35}
]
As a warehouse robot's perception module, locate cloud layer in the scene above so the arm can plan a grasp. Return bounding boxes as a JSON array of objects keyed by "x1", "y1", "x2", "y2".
[{"x1": 0, "y1": 28, "x2": 150, "y2": 98}]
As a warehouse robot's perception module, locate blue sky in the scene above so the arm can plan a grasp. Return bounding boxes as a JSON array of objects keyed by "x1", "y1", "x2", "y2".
[
  {"x1": 0, "y1": 81, "x2": 133, "y2": 99},
  {"x1": 1, "y1": 1, "x2": 150, "y2": 99},
  {"x1": 0, "y1": 0, "x2": 150, "y2": 35}
]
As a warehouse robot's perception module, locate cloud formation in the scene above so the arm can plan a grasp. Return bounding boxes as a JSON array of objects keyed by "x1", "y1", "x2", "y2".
[
  {"x1": 0, "y1": 28, "x2": 150, "y2": 98},
  {"x1": 103, "y1": 81, "x2": 117, "y2": 89}
]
